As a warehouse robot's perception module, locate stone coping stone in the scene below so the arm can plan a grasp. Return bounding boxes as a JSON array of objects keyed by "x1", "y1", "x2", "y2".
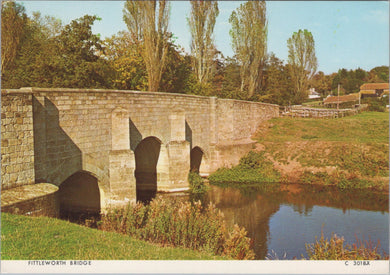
[
  {"x1": 1, "y1": 183, "x2": 58, "y2": 208},
  {"x1": 0, "y1": 87, "x2": 279, "y2": 107}
]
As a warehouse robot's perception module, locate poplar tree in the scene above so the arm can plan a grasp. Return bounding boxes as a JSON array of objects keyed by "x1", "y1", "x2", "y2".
[
  {"x1": 287, "y1": 29, "x2": 318, "y2": 102},
  {"x1": 123, "y1": 0, "x2": 170, "y2": 92},
  {"x1": 188, "y1": 0, "x2": 219, "y2": 85},
  {"x1": 229, "y1": 0, "x2": 267, "y2": 99}
]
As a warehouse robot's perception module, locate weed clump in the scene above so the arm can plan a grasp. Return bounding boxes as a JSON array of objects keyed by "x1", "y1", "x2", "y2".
[
  {"x1": 305, "y1": 231, "x2": 389, "y2": 260},
  {"x1": 99, "y1": 197, "x2": 255, "y2": 260}
]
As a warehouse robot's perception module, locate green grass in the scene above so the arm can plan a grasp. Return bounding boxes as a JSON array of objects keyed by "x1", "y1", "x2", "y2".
[
  {"x1": 209, "y1": 151, "x2": 281, "y2": 185},
  {"x1": 1, "y1": 212, "x2": 227, "y2": 260},
  {"x1": 258, "y1": 112, "x2": 389, "y2": 143},
  {"x1": 250, "y1": 111, "x2": 389, "y2": 191}
]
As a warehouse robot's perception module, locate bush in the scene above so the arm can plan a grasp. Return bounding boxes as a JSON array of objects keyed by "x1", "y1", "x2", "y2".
[
  {"x1": 223, "y1": 224, "x2": 255, "y2": 260},
  {"x1": 362, "y1": 97, "x2": 388, "y2": 112},
  {"x1": 209, "y1": 151, "x2": 280, "y2": 185},
  {"x1": 188, "y1": 172, "x2": 209, "y2": 194},
  {"x1": 305, "y1": 231, "x2": 389, "y2": 260},
  {"x1": 99, "y1": 198, "x2": 255, "y2": 260}
]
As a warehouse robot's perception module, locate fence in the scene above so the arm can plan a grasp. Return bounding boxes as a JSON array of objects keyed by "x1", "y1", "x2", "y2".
[{"x1": 281, "y1": 104, "x2": 368, "y2": 118}]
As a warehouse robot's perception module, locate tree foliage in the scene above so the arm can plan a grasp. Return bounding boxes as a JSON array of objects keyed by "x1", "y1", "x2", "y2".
[
  {"x1": 123, "y1": 0, "x2": 170, "y2": 92},
  {"x1": 2, "y1": 12, "x2": 109, "y2": 89},
  {"x1": 287, "y1": 29, "x2": 318, "y2": 103},
  {"x1": 104, "y1": 31, "x2": 148, "y2": 90},
  {"x1": 229, "y1": 0, "x2": 267, "y2": 99},
  {"x1": 262, "y1": 53, "x2": 295, "y2": 105},
  {"x1": 55, "y1": 15, "x2": 109, "y2": 88},
  {"x1": 1, "y1": 1, "x2": 27, "y2": 73},
  {"x1": 2, "y1": 2, "x2": 387, "y2": 107},
  {"x1": 188, "y1": 0, "x2": 219, "y2": 86}
]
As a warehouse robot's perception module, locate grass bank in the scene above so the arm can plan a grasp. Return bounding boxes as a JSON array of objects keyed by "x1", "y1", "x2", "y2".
[
  {"x1": 1, "y1": 212, "x2": 227, "y2": 260},
  {"x1": 211, "y1": 112, "x2": 389, "y2": 191}
]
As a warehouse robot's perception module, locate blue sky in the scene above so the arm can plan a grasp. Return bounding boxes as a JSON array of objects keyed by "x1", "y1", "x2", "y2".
[{"x1": 20, "y1": 1, "x2": 389, "y2": 74}]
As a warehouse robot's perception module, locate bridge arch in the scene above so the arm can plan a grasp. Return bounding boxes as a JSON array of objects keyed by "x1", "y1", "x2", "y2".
[
  {"x1": 190, "y1": 146, "x2": 204, "y2": 173},
  {"x1": 58, "y1": 170, "x2": 101, "y2": 218},
  {"x1": 134, "y1": 136, "x2": 162, "y2": 203}
]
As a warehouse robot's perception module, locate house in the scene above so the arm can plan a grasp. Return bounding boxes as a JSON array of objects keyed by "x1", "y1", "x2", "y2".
[
  {"x1": 308, "y1": 88, "x2": 321, "y2": 99},
  {"x1": 323, "y1": 93, "x2": 360, "y2": 108},
  {"x1": 359, "y1": 83, "x2": 389, "y2": 98}
]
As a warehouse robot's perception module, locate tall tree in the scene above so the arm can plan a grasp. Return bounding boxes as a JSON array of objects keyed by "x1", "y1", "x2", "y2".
[
  {"x1": 123, "y1": 0, "x2": 170, "y2": 92},
  {"x1": 262, "y1": 53, "x2": 294, "y2": 105},
  {"x1": 310, "y1": 71, "x2": 333, "y2": 97},
  {"x1": 55, "y1": 15, "x2": 109, "y2": 88},
  {"x1": 2, "y1": 11, "x2": 62, "y2": 88},
  {"x1": 287, "y1": 29, "x2": 317, "y2": 103},
  {"x1": 123, "y1": 1, "x2": 143, "y2": 42},
  {"x1": 229, "y1": 0, "x2": 267, "y2": 99},
  {"x1": 1, "y1": 1, "x2": 27, "y2": 74},
  {"x1": 104, "y1": 31, "x2": 148, "y2": 90},
  {"x1": 188, "y1": 0, "x2": 219, "y2": 86}
]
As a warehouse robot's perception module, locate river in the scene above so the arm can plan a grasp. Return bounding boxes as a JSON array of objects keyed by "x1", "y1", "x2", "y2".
[{"x1": 170, "y1": 183, "x2": 389, "y2": 260}]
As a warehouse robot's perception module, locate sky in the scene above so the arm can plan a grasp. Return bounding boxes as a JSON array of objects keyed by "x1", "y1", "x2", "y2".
[{"x1": 19, "y1": 1, "x2": 389, "y2": 75}]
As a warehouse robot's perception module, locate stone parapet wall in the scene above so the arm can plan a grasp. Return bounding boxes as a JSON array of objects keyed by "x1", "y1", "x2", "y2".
[
  {"x1": 1, "y1": 183, "x2": 59, "y2": 217},
  {"x1": 216, "y1": 98, "x2": 279, "y2": 143},
  {"x1": 1, "y1": 88, "x2": 279, "y2": 207},
  {"x1": 1, "y1": 91, "x2": 35, "y2": 190}
]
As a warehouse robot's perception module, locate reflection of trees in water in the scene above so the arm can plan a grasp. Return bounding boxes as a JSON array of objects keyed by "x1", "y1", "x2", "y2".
[
  {"x1": 205, "y1": 186, "x2": 280, "y2": 259},
  {"x1": 280, "y1": 184, "x2": 388, "y2": 213},
  {"x1": 205, "y1": 183, "x2": 388, "y2": 259}
]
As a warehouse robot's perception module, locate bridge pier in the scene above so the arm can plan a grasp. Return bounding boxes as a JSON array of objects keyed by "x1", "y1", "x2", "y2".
[
  {"x1": 166, "y1": 112, "x2": 190, "y2": 189},
  {"x1": 109, "y1": 108, "x2": 136, "y2": 206}
]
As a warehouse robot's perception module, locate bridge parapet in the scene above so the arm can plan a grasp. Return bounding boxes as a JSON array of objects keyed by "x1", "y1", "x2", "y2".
[{"x1": 1, "y1": 88, "x2": 279, "y2": 211}]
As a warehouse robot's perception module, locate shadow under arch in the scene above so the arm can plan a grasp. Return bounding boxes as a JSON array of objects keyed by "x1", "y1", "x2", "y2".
[
  {"x1": 134, "y1": 136, "x2": 162, "y2": 203},
  {"x1": 59, "y1": 170, "x2": 101, "y2": 221},
  {"x1": 190, "y1": 146, "x2": 204, "y2": 173}
]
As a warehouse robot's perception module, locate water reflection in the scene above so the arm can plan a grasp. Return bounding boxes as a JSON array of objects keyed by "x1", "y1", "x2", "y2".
[{"x1": 203, "y1": 184, "x2": 389, "y2": 259}]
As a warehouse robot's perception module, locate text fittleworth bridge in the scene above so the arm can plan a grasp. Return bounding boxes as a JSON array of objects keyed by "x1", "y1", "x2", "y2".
[{"x1": 1, "y1": 88, "x2": 278, "y2": 216}]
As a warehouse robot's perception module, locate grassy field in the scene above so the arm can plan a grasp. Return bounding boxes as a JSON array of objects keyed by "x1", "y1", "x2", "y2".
[
  {"x1": 256, "y1": 111, "x2": 389, "y2": 144},
  {"x1": 208, "y1": 112, "x2": 388, "y2": 191},
  {"x1": 252, "y1": 111, "x2": 389, "y2": 191},
  {"x1": 1, "y1": 212, "x2": 227, "y2": 260}
]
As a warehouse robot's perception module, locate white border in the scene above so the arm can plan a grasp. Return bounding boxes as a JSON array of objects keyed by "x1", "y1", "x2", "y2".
[{"x1": 1, "y1": 260, "x2": 389, "y2": 274}]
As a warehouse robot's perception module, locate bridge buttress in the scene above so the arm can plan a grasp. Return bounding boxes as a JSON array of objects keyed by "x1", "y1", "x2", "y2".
[
  {"x1": 108, "y1": 108, "x2": 136, "y2": 206},
  {"x1": 165, "y1": 112, "x2": 190, "y2": 190}
]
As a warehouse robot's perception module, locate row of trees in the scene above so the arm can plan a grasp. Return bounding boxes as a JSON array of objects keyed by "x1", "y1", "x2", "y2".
[
  {"x1": 311, "y1": 66, "x2": 389, "y2": 97},
  {"x1": 2, "y1": 1, "x2": 387, "y2": 105}
]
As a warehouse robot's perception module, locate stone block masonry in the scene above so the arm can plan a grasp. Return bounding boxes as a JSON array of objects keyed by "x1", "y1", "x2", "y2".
[
  {"x1": 1, "y1": 91, "x2": 35, "y2": 190},
  {"x1": 1, "y1": 88, "x2": 279, "y2": 212}
]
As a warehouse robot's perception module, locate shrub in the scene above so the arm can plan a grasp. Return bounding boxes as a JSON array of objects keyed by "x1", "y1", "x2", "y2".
[
  {"x1": 362, "y1": 97, "x2": 387, "y2": 112},
  {"x1": 223, "y1": 224, "x2": 255, "y2": 260},
  {"x1": 305, "y1": 231, "x2": 389, "y2": 260},
  {"x1": 99, "y1": 198, "x2": 255, "y2": 259},
  {"x1": 188, "y1": 172, "x2": 209, "y2": 194},
  {"x1": 99, "y1": 202, "x2": 148, "y2": 238},
  {"x1": 209, "y1": 151, "x2": 280, "y2": 185}
]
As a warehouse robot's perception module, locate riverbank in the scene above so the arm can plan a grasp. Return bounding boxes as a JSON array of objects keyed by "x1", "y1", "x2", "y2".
[
  {"x1": 210, "y1": 111, "x2": 389, "y2": 192},
  {"x1": 1, "y1": 212, "x2": 228, "y2": 260}
]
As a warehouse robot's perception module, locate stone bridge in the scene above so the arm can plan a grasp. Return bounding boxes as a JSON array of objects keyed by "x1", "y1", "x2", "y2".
[{"x1": 1, "y1": 88, "x2": 278, "y2": 215}]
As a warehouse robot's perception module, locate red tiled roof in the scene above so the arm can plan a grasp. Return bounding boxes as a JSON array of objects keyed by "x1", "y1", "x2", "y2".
[
  {"x1": 323, "y1": 93, "x2": 359, "y2": 104},
  {"x1": 360, "y1": 83, "x2": 389, "y2": 90}
]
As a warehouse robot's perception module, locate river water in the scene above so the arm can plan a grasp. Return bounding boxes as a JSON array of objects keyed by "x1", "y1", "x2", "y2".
[{"x1": 190, "y1": 184, "x2": 389, "y2": 260}]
